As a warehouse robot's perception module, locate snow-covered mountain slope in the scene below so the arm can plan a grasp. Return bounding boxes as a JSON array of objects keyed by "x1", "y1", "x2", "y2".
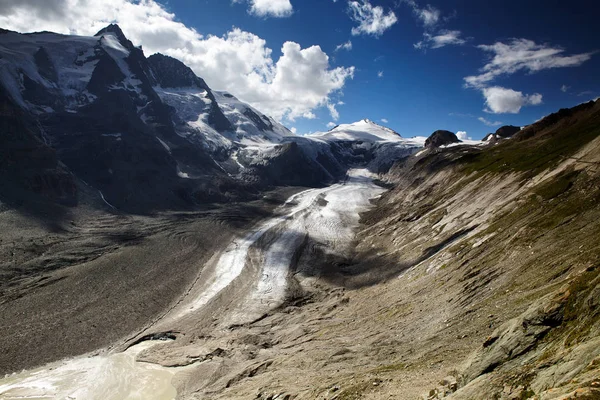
[
  {"x1": 303, "y1": 119, "x2": 426, "y2": 173},
  {"x1": 213, "y1": 91, "x2": 294, "y2": 145},
  {"x1": 310, "y1": 119, "x2": 406, "y2": 142},
  {"x1": 152, "y1": 85, "x2": 234, "y2": 151},
  {"x1": 145, "y1": 54, "x2": 294, "y2": 152},
  {"x1": 0, "y1": 28, "x2": 125, "y2": 112}
]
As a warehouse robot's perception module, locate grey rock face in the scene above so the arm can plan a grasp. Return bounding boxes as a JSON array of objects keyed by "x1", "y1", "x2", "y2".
[{"x1": 463, "y1": 292, "x2": 566, "y2": 381}]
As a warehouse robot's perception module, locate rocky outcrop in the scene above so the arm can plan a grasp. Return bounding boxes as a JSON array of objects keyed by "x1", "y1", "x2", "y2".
[
  {"x1": 463, "y1": 291, "x2": 568, "y2": 381},
  {"x1": 94, "y1": 24, "x2": 138, "y2": 53},
  {"x1": 33, "y1": 47, "x2": 58, "y2": 83},
  {"x1": 147, "y1": 54, "x2": 233, "y2": 132},
  {"x1": 494, "y1": 125, "x2": 521, "y2": 138},
  {"x1": 515, "y1": 100, "x2": 597, "y2": 142},
  {"x1": 242, "y1": 108, "x2": 274, "y2": 132},
  {"x1": 241, "y1": 141, "x2": 342, "y2": 187},
  {"x1": 483, "y1": 125, "x2": 521, "y2": 142},
  {"x1": 425, "y1": 130, "x2": 460, "y2": 147},
  {"x1": 147, "y1": 53, "x2": 210, "y2": 90},
  {"x1": 449, "y1": 266, "x2": 600, "y2": 399}
]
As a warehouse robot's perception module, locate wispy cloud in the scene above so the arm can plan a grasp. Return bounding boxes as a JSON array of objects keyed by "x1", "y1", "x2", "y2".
[
  {"x1": 335, "y1": 40, "x2": 353, "y2": 52},
  {"x1": 464, "y1": 39, "x2": 594, "y2": 114},
  {"x1": 451, "y1": 112, "x2": 502, "y2": 127},
  {"x1": 414, "y1": 4, "x2": 440, "y2": 28},
  {"x1": 414, "y1": 30, "x2": 466, "y2": 50},
  {"x1": 402, "y1": 0, "x2": 441, "y2": 28},
  {"x1": 561, "y1": 84, "x2": 570, "y2": 93},
  {"x1": 465, "y1": 39, "x2": 595, "y2": 89},
  {"x1": 401, "y1": 1, "x2": 466, "y2": 51},
  {"x1": 327, "y1": 102, "x2": 340, "y2": 120},
  {"x1": 377, "y1": 70, "x2": 384, "y2": 78},
  {"x1": 478, "y1": 117, "x2": 503, "y2": 127},
  {"x1": 348, "y1": 0, "x2": 397, "y2": 37},
  {"x1": 577, "y1": 90, "x2": 595, "y2": 97},
  {"x1": 381, "y1": 118, "x2": 389, "y2": 123}
]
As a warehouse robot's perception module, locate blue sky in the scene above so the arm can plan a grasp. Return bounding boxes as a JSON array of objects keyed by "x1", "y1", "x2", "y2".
[
  {"x1": 167, "y1": 0, "x2": 600, "y2": 139},
  {"x1": 2, "y1": 0, "x2": 599, "y2": 139}
]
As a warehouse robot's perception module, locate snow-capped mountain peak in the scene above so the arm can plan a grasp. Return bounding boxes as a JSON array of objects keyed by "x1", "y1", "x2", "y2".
[{"x1": 310, "y1": 119, "x2": 403, "y2": 142}]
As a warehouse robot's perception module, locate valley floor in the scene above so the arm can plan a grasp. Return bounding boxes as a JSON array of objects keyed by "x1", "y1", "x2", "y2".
[
  {"x1": 0, "y1": 185, "x2": 300, "y2": 377},
  {"x1": 0, "y1": 169, "x2": 389, "y2": 399}
]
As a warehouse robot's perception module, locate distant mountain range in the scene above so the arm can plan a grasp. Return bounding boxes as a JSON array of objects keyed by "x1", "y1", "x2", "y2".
[{"x1": 0, "y1": 24, "x2": 484, "y2": 214}]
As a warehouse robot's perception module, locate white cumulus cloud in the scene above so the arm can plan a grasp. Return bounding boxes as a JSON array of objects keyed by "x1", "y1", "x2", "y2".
[
  {"x1": 0, "y1": 0, "x2": 354, "y2": 122},
  {"x1": 327, "y1": 122, "x2": 337, "y2": 128},
  {"x1": 381, "y1": 118, "x2": 389, "y2": 123},
  {"x1": 348, "y1": 0, "x2": 397, "y2": 37},
  {"x1": 456, "y1": 131, "x2": 471, "y2": 140},
  {"x1": 233, "y1": 0, "x2": 293, "y2": 18},
  {"x1": 482, "y1": 87, "x2": 542, "y2": 114}
]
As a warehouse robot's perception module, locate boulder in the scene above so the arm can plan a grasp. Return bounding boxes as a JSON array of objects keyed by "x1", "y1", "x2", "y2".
[{"x1": 425, "y1": 130, "x2": 460, "y2": 148}]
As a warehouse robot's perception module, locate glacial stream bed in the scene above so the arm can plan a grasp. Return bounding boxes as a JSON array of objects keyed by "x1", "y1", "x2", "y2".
[{"x1": 0, "y1": 169, "x2": 385, "y2": 400}]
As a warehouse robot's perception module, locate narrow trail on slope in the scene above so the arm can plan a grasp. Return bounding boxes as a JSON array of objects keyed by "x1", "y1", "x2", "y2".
[{"x1": 0, "y1": 169, "x2": 385, "y2": 400}]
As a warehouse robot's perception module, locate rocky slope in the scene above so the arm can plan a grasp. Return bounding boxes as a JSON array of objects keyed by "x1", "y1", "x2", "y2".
[
  {"x1": 323, "y1": 99, "x2": 600, "y2": 399},
  {"x1": 482, "y1": 125, "x2": 522, "y2": 142}
]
